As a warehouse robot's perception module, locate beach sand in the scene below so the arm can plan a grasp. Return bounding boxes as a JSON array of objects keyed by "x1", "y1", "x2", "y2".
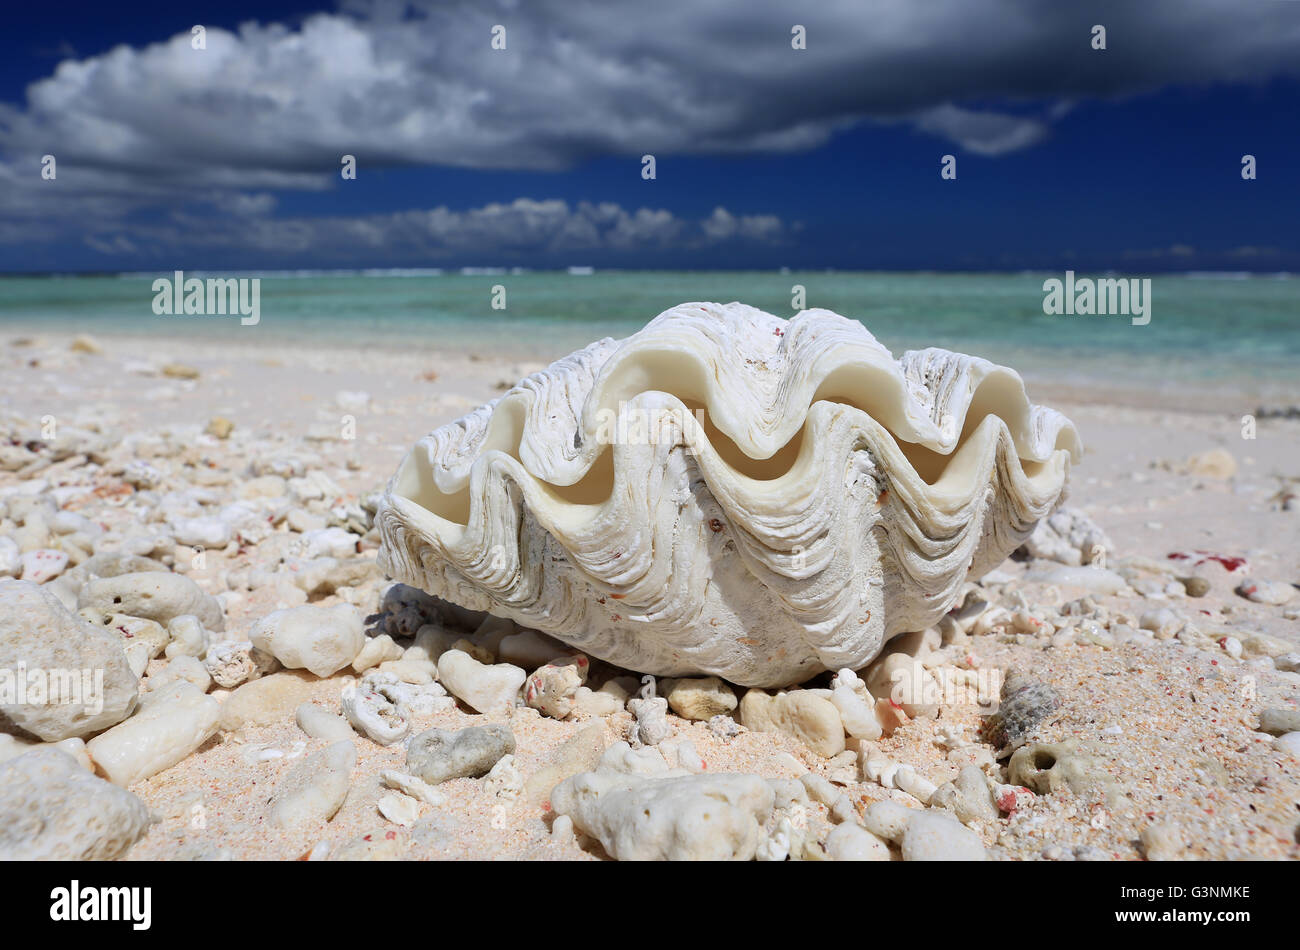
[{"x1": 2, "y1": 330, "x2": 1297, "y2": 861}]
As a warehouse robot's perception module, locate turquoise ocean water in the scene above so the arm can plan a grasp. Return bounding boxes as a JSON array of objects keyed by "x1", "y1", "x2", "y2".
[{"x1": 1, "y1": 271, "x2": 1296, "y2": 393}]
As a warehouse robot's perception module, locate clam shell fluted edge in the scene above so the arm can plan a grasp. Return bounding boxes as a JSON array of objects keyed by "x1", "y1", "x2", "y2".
[{"x1": 377, "y1": 302, "x2": 1081, "y2": 687}]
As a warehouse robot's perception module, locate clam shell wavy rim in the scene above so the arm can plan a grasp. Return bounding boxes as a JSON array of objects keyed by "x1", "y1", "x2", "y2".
[{"x1": 377, "y1": 302, "x2": 1081, "y2": 687}]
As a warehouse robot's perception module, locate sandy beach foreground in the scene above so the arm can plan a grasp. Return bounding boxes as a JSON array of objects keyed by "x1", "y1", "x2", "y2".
[{"x1": 1, "y1": 330, "x2": 1298, "y2": 861}]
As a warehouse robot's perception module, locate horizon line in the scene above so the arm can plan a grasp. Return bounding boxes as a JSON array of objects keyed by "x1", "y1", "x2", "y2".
[{"x1": 0, "y1": 267, "x2": 1293, "y2": 280}]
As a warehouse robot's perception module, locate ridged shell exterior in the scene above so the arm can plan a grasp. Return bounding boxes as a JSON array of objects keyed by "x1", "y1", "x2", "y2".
[{"x1": 378, "y1": 303, "x2": 1080, "y2": 686}]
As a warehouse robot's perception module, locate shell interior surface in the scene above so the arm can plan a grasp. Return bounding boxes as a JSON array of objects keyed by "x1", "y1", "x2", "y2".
[{"x1": 377, "y1": 303, "x2": 1081, "y2": 687}]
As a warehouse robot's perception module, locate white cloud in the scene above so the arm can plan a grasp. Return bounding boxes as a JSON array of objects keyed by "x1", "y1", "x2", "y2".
[
  {"x1": 909, "y1": 105, "x2": 1049, "y2": 157},
  {"x1": 56, "y1": 198, "x2": 786, "y2": 259},
  {"x1": 0, "y1": 0, "x2": 1296, "y2": 260},
  {"x1": 3, "y1": 0, "x2": 1297, "y2": 193},
  {"x1": 701, "y1": 207, "x2": 784, "y2": 242}
]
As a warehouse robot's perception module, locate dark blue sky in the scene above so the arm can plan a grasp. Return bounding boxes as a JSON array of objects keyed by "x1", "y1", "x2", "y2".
[{"x1": 1, "y1": 0, "x2": 1297, "y2": 273}]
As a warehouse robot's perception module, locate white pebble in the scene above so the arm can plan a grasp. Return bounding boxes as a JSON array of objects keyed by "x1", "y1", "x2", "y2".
[
  {"x1": 249, "y1": 603, "x2": 364, "y2": 677},
  {"x1": 826, "y1": 823, "x2": 891, "y2": 861},
  {"x1": 436, "y1": 649, "x2": 524, "y2": 716},
  {"x1": 1236, "y1": 577, "x2": 1295, "y2": 606},
  {"x1": 295, "y1": 702, "x2": 354, "y2": 743},
  {"x1": 551, "y1": 814, "x2": 575, "y2": 841},
  {"x1": 377, "y1": 792, "x2": 421, "y2": 826},
  {"x1": 19, "y1": 549, "x2": 68, "y2": 584},
  {"x1": 901, "y1": 812, "x2": 986, "y2": 861},
  {"x1": 85, "y1": 682, "x2": 220, "y2": 786},
  {"x1": 862, "y1": 800, "x2": 916, "y2": 844},
  {"x1": 380, "y1": 769, "x2": 447, "y2": 806}
]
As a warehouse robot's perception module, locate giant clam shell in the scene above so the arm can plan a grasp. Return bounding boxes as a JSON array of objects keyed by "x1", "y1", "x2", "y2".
[{"x1": 377, "y1": 303, "x2": 1080, "y2": 687}]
